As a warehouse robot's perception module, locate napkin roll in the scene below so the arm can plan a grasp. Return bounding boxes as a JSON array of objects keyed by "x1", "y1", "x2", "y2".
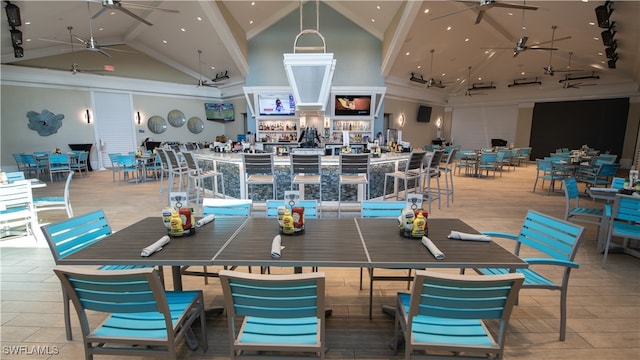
[
  {"x1": 421, "y1": 236, "x2": 445, "y2": 260},
  {"x1": 196, "y1": 214, "x2": 215, "y2": 228},
  {"x1": 271, "y1": 235, "x2": 284, "y2": 258},
  {"x1": 141, "y1": 235, "x2": 170, "y2": 257},
  {"x1": 448, "y1": 231, "x2": 491, "y2": 242}
]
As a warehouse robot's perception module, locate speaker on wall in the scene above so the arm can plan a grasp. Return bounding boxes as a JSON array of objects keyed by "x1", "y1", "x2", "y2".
[
  {"x1": 4, "y1": 2, "x2": 21, "y2": 27},
  {"x1": 595, "y1": 2, "x2": 612, "y2": 29},
  {"x1": 417, "y1": 105, "x2": 432, "y2": 123},
  {"x1": 10, "y1": 28, "x2": 21, "y2": 46}
]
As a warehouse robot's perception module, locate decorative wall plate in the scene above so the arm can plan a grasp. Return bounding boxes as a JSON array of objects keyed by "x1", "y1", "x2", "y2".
[
  {"x1": 187, "y1": 117, "x2": 204, "y2": 134},
  {"x1": 148, "y1": 115, "x2": 167, "y2": 134},
  {"x1": 27, "y1": 109, "x2": 64, "y2": 136},
  {"x1": 167, "y1": 109, "x2": 186, "y2": 127}
]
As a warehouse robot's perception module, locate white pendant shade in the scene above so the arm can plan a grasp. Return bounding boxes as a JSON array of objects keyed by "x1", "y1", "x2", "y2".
[{"x1": 283, "y1": 53, "x2": 335, "y2": 112}]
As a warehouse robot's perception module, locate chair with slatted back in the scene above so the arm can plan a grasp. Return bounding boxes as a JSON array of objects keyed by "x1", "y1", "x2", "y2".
[
  {"x1": 53, "y1": 266, "x2": 207, "y2": 359},
  {"x1": 465, "y1": 210, "x2": 585, "y2": 341},
  {"x1": 182, "y1": 151, "x2": 225, "y2": 206},
  {"x1": 562, "y1": 177, "x2": 605, "y2": 231},
  {"x1": 420, "y1": 151, "x2": 442, "y2": 213},
  {"x1": 47, "y1": 153, "x2": 71, "y2": 182},
  {"x1": 0, "y1": 180, "x2": 37, "y2": 239},
  {"x1": 360, "y1": 200, "x2": 410, "y2": 319},
  {"x1": 69, "y1": 151, "x2": 89, "y2": 177},
  {"x1": 34, "y1": 171, "x2": 74, "y2": 218},
  {"x1": 383, "y1": 151, "x2": 425, "y2": 200},
  {"x1": 338, "y1": 153, "x2": 370, "y2": 218},
  {"x1": 393, "y1": 270, "x2": 524, "y2": 360},
  {"x1": 610, "y1": 177, "x2": 625, "y2": 189},
  {"x1": 290, "y1": 153, "x2": 322, "y2": 214},
  {"x1": 602, "y1": 193, "x2": 640, "y2": 268},
  {"x1": 242, "y1": 153, "x2": 276, "y2": 201},
  {"x1": 218, "y1": 270, "x2": 326, "y2": 359},
  {"x1": 5, "y1": 171, "x2": 25, "y2": 183}
]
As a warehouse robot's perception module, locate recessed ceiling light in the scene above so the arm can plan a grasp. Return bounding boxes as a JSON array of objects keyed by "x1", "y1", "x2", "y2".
[
  {"x1": 424, "y1": 9, "x2": 430, "y2": 14},
  {"x1": 371, "y1": 18, "x2": 375, "y2": 22},
  {"x1": 180, "y1": 28, "x2": 186, "y2": 32},
  {"x1": 417, "y1": 65, "x2": 422, "y2": 69},
  {"x1": 478, "y1": 77, "x2": 482, "y2": 81},
  {"x1": 26, "y1": 38, "x2": 31, "y2": 42},
  {"x1": 446, "y1": 26, "x2": 452, "y2": 31},
  {"x1": 441, "y1": 73, "x2": 446, "y2": 77},
  {"x1": 521, "y1": 71, "x2": 526, "y2": 75},
  {"x1": 376, "y1": 5, "x2": 381, "y2": 10},
  {"x1": 582, "y1": 0, "x2": 589, "y2": 2},
  {"x1": 508, "y1": 12, "x2": 513, "y2": 16},
  {"x1": 210, "y1": 66, "x2": 215, "y2": 70},
  {"x1": 109, "y1": 11, "x2": 116, "y2": 15},
  {"x1": 588, "y1": 22, "x2": 595, "y2": 26},
  {"x1": 598, "y1": 52, "x2": 603, "y2": 56},
  {"x1": 99, "y1": 28, "x2": 104, "y2": 31},
  {"x1": 484, "y1": 50, "x2": 489, "y2": 54},
  {"x1": 465, "y1": 38, "x2": 469, "y2": 42},
  {"x1": 250, "y1": 20, "x2": 254, "y2": 24},
  {"x1": 24, "y1": 21, "x2": 30, "y2": 25},
  {"x1": 162, "y1": 40, "x2": 168, "y2": 44},
  {"x1": 197, "y1": 16, "x2": 202, "y2": 21},
  {"x1": 251, "y1": 1, "x2": 255, "y2": 5},
  {"x1": 406, "y1": 52, "x2": 410, "y2": 56}
]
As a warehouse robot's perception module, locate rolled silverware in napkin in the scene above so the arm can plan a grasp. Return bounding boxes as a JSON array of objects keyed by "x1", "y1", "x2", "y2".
[
  {"x1": 141, "y1": 235, "x2": 170, "y2": 257},
  {"x1": 421, "y1": 236, "x2": 445, "y2": 260},
  {"x1": 196, "y1": 214, "x2": 215, "y2": 228},
  {"x1": 448, "y1": 231, "x2": 491, "y2": 242},
  {"x1": 271, "y1": 235, "x2": 284, "y2": 258}
]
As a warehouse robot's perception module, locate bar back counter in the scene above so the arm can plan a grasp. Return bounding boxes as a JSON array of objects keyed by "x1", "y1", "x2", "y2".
[{"x1": 192, "y1": 150, "x2": 415, "y2": 202}]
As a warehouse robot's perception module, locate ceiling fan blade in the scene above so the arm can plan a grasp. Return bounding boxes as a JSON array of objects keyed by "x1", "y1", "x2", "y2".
[
  {"x1": 89, "y1": 48, "x2": 112, "y2": 58},
  {"x1": 493, "y1": 2, "x2": 538, "y2": 11},
  {"x1": 528, "y1": 46, "x2": 558, "y2": 51},
  {"x1": 118, "y1": 1, "x2": 179, "y2": 13},
  {"x1": 530, "y1": 36, "x2": 571, "y2": 47},
  {"x1": 90, "y1": 7, "x2": 108, "y2": 20},
  {"x1": 474, "y1": 9, "x2": 486, "y2": 24},
  {"x1": 100, "y1": 47, "x2": 137, "y2": 54},
  {"x1": 431, "y1": 6, "x2": 477, "y2": 21},
  {"x1": 117, "y1": 6, "x2": 153, "y2": 26},
  {"x1": 39, "y1": 38, "x2": 78, "y2": 46},
  {"x1": 99, "y1": 42, "x2": 126, "y2": 47}
]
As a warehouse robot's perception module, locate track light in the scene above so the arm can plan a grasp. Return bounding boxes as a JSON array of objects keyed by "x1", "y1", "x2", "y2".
[
  {"x1": 212, "y1": 70, "x2": 229, "y2": 82},
  {"x1": 4, "y1": 1, "x2": 21, "y2": 27},
  {"x1": 595, "y1": 1, "x2": 613, "y2": 29}
]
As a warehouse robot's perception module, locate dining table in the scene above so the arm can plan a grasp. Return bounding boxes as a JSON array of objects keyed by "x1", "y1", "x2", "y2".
[{"x1": 58, "y1": 215, "x2": 528, "y2": 318}]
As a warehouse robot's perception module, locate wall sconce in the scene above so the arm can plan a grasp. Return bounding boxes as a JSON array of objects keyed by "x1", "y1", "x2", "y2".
[
  {"x1": 299, "y1": 116, "x2": 306, "y2": 128},
  {"x1": 399, "y1": 113, "x2": 405, "y2": 127},
  {"x1": 324, "y1": 116, "x2": 330, "y2": 128},
  {"x1": 85, "y1": 109, "x2": 91, "y2": 124},
  {"x1": 136, "y1": 111, "x2": 141, "y2": 124},
  {"x1": 435, "y1": 117, "x2": 442, "y2": 129}
]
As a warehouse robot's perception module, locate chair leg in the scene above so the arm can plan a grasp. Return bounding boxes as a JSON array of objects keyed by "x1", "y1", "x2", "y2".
[
  {"x1": 369, "y1": 268, "x2": 374, "y2": 319},
  {"x1": 62, "y1": 287, "x2": 73, "y2": 340}
]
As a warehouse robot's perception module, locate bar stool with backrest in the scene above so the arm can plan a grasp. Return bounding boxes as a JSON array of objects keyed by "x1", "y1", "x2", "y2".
[
  {"x1": 338, "y1": 153, "x2": 370, "y2": 218},
  {"x1": 242, "y1": 153, "x2": 276, "y2": 201},
  {"x1": 383, "y1": 151, "x2": 425, "y2": 200},
  {"x1": 420, "y1": 150, "x2": 443, "y2": 213},
  {"x1": 290, "y1": 153, "x2": 322, "y2": 215},
  {"x1": 163, "y1": 147, "x2": 190, "y2": 192},
  {"x1": 438, "y1": 148, "x2": 456, "y2": 206},
  {"x1": 182, "y1": 151, "x2": 225, "y2": 206}
]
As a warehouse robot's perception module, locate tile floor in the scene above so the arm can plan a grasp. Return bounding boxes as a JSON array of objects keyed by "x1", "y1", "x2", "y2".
[{"x1": 1, "y1": 161, "x2": 638, "y2": 359}]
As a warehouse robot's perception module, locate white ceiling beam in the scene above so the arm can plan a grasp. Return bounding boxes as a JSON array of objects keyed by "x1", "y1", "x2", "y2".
[{"x1": 381, "y1": 1, "x2": 423, "y2": 78}]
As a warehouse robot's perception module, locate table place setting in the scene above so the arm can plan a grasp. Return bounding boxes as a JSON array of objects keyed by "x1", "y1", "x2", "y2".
[
  {"x1": 271, "y1": 235, "x2": 284, "y2": 258},
  {"x1": 141, "y1": 235, "x2": 170, "y2": 257},
  {"x1": 448, "y1": 231, "x2": 491, "y2": 242},
  {"x1": 421, "y1": 236, "x2": 445, "y2": 260}
]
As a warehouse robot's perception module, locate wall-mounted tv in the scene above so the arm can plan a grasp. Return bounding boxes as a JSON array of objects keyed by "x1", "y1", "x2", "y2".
[
  {"x1": 204, "y1": 103, "x2": 234, "y2": 121},
  {"x1": 334, "y1": 95, "x2": 372, "y2": 116},
  {"x1": 417, "y1": 105, "x2": 432, "y2": 123},
  {"x1": 257, "y1": 94, "x2": 296, "y2": 116}
]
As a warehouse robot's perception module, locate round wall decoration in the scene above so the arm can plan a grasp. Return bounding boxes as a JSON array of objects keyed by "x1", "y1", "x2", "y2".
[
  {"x1": 167, "y1": 109, "x2": 186, "y2": 127},
  {"x1": 187, "y1": 116, "x2": 204, "y2": 134},
  {"x1": 148, "y1": 115, "x2": 167, "y2": 134}
]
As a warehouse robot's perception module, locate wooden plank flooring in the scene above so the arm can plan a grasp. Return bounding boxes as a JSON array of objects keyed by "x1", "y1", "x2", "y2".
[{"x1": 1, "y1": 162, "x2": 638, "y2": 359}]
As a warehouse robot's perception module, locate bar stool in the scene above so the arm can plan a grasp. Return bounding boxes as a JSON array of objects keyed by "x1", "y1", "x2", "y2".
[
  {"x1": 290, "y1": 153, "x2": 322, "y2": 215},
  {"x1": 242, "y1": 153, "x2": 276, "y2": 201},
  {"x1": 383, "y1": 151, "x2": 425, "y2": 200},
  {"x1": 182, "y1": 151, "x2": 225, "y2": 206},
  {"x1": 421, "y1": 150, "x2": 443, "y2": 213},
  {"x1": 438, "y1": 148, "x2": 456, "y2": 206},
  {"x1": 163, "y1": 148, "x2": 189, "y2": 193},
  {"x1": 338, "y1": 153, "x2": 370, "y2": 218}
]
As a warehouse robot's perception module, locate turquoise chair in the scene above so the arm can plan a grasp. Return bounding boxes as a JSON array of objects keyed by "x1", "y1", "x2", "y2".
[
  {"x1": 5, "y1": 171, "x2": 25, "y2": 183},
  {"x1": 393, "y1": 270, "x2": 524, "y2": 359},
  {"x1": 602, "y1": 194, "x2": 640, "y2": 268},
  {"x1": 562, "y1": 177, "x2": 606, "y2": 234},
  {"x1": 266, "y1": 199, "x2": 318, "y2": 219}
]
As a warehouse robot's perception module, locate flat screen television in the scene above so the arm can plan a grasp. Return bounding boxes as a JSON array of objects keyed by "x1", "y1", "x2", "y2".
[
  {"x1": 334, "y1": 95, "x2": 372, "y2": 116},
  {"x1": 204, "y1": 103, "x2": 235, "y2": 121},
  {"x1": 257, "y1": 94, "x2": 295, "y2": 116},
  {"x1": 417, "y1": 105, "x2": 432, "y2": 123}
]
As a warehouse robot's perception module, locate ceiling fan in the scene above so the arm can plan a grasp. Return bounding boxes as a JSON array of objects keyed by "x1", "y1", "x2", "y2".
[
  {"x1": 431, "y1": 0, "x2": 538, "y2": 25},
  {"x1": 196, "y1": 50, "x2": 217, "y2": 88},
  {"x1": 40, "y1": 4, "x2": 136, "y2": 58},
  {"x1": 63, "y1": 26, "x2": 114, "y2": 75},
  {"x1": 553, "y1": 52, "x2": 585, "y2": 74},
  {"x1": 542, "y1": 26, "x2": 571, "y2": 75},
  {"x1": 426, "y1": 49, "x2": 449, "y2": 89},
  {"x1": 91, "y1": 0, "x2": 179, "y2": 26},
  {"x1": 559, "y1": 71, "x2": 599, "y2": 88}
]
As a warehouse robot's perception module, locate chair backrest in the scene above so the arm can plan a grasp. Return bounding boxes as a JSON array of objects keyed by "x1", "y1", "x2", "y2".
[
  {"x1": 181, "y1": 151, "x2": 199, "y2": 171},
  {"x1": 164, "y1": 148, "x2": 185, "y2": 170},
  {"x1": 361, "y1": 200, "x2": 406, "y2": 218},
  {"x1": 117, "y1": 154, "x2": 137, "y2": 168},
  {"x1": 536, "y1": 158, "x2": 553, "y2": 171},
  {"x1": 76, "y1": 151, "x2": 89, "y2": 162},
  {"x1": 404, "y1": 151, "x2": 425, "y2": 173},
  {"x1": 408, "y1": 270, "x2": 523, "y2": 345},
  {"x1": 266, "y1": 200, "x2": 319, "y2": 219},
  {"x1": 12, "y1": 153, "x2": 25, "y2": 168},
  {"x1": 202, "y1": 198, "x2": 252, "y2": 216},
  {"x1": 514, "y1": 210, "x2": 585, "y2": 262},
  {"x1": 6, "y1": 171, "x2": 25, "y2": 183},
  {"x1": 610, "y1": 194, "x2": 640, "y2": 223},
  {"x1": 480, "y1": 152, "x2": 497, "y2": 163},
  {"x1": 593, "y1": 154, "x2": 617, "y2": 165},
  {"x1": 49, "y1": 153, "x2": 70, "y2": 166},
  {"x1": 41, "y1": 209, "x2": 111, "y2": 262},
  {"x1": 0, "y1": 180, "x2": 33, "y2": 216},
  {"x1": 21, "y1": 153, "x2": 39, "y2": 166},
  {"x1": 611, "y1": 177, "x2": 625, "y2": 189},
  {"x1": 219, "y1": 269, "x2": 325, "y2": 320},
  {"x1": 339, "y1": 153, "x2": 370, "y2": 175},
  {"x1": 290, "y1": 153, "x2": 321, "y2": 175},
  {"x1": 597, "y1": 163, "x2": 621, "y2": 177},
  {"x1": 243, "y1": 153, "x2": 274, "y2": 176},
  {"x1": 107, "y1": 153, "x2": 120, "y2": 168}
]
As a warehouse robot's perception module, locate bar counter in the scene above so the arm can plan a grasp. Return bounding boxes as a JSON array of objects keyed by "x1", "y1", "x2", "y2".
[{"x1": 192, "y1": 150, "x2": 414, "y2": 201}]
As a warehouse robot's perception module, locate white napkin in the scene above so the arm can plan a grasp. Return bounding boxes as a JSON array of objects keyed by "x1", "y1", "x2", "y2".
[
  {"x1": 141, "y1": 236, "x2": 170, "y2": 257},
  {"x1": 421, "y1": 236, "x2": 445, "y2": 260},
  {"x1": 196, "y1": 214, "x2": 215, "y2": 228},
  {"x1": 589, "y1": 187, "x2": 619, "y2": 193},
  {"x1": 271, "y1": 235, "x2": 284, "y2": 258},
  {"x1": 448, "y1": 231, "x2": 491, "y2": 242}
]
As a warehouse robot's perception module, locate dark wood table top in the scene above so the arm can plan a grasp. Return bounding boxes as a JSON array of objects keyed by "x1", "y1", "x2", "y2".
[
  {"x1": 357, "y1": 218, "x2": 526, "y2": 269},
  {"x1": 59, "y1": 216, "x2": 249, "y2": 266}
]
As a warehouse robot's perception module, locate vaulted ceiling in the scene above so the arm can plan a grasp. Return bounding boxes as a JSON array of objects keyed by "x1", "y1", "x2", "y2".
[{"x1": 2, "y1": 1, "x2": 639, "y2": 105}]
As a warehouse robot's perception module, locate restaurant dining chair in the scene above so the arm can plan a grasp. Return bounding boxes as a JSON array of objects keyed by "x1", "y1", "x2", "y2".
[
  {"x1": 393, "y1": 270, "x2": 524, "y2": 360},
  {"x1": 338, "y1": 153, "x2": 370, "y2": 218},
  {"x1": 164, "y1": 147, "x2": 190, "y2": 192},
  {"x1": 420, "y1": 151, "x2": 442, "y2": 213},
  {"x1": 20, "y1": 153, "x2": 46, "y2": 179},
  {"x1": 41, "y1": 209, "x2": 155, "y2": 340},
  {"x1": 181, "y1": 198, "x2": 253, "y2": 284},
  {"x1": 156, "y1": 148, "x2": 172, "y2": 203},
  {"x1": 69, "y1": 151, "x2": 89, "y2": 177},
  {"x1": 0, "y1": 180, "x2": 37, "y2": 239},
  {"x1": 218, "y1": 270, "x2": 326, "y2": 359},
  {"x1": 562, "y1": 177, "x2": 605, "y2": 237},
  {"x1": 576, "y1": 163, "x2": 621, "y2": 189},
  {"x1": 360, "y1": 200, "x2": 411, "y2": 319},
  {"x1": 5, "y1": 171, "x2": 25, "y2": 183},
  {"x1": 515, "y1": 147, "x2": 532, "y2": 167},
  {"x1": 34, "y1": 171, "x2": 74, "y2": 218},
  {"x1": 290, "y1": 153, "x2": 322, "y2": 212},
  {"x1": 477, "y1": 152, "x2": 499, "y2": 177},
  {"x1": 438, "y1": 148, "x2": 457, "y2": 206},
  {"x1": 12, "y1": 153, "x2": 26, "y2": 173},
  {"x1": 53, "y1": 266, "x2": 207, "y2": 359},
  {"x1": 383, "y1": 150, "x2": 424, "y2": 201},
  {"x1": 47, "y1": 153, "x2": 71, "y2": 182},
  {"x1": 117, "y1": 154, "x2": 139, "y2": 183},
  {"x1": 601, "y1": 193, "x2": 640, "y2": 269},
  {"x1": 455, "y1": 149, "x2": 475, "y2": 176},
  {"x1": 465, "y1": 210, "x2": 585, "y2": 341},
  {"x1": 182, "y1": 151, "x2": 224, "y2": 206},
  {"x1": 611, "y1": 177, "x2": 625, "y2": 189},
  {"x1": 533, "y1": 159, "x2": 568, "y2": 194},
  {"x1": 107, "y1": 153, "x2": 122, "y2": 182},
  {"x1": 242, "y1": 153, "x2": 276, "y2": 201}
]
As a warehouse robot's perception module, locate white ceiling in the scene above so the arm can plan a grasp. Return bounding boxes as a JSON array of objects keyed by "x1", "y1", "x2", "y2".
[{"x1": 2, "y1": 1, "x2": 639, "y2": 104}]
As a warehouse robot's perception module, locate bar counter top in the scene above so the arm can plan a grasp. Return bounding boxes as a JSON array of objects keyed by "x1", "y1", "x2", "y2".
[{"x1": 191, "y1": 149, "x2": 412, "y2": 165}]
